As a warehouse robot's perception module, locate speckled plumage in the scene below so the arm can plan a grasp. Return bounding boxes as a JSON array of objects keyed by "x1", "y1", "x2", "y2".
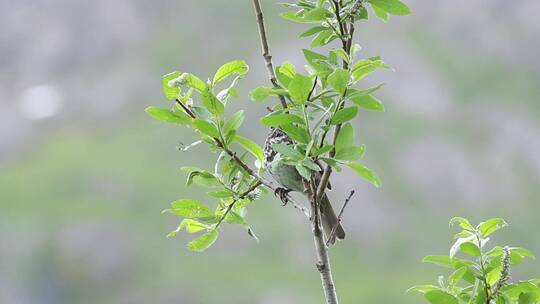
[{"x1": 263, "y1": 128, "x2": 345, "y2": 244}]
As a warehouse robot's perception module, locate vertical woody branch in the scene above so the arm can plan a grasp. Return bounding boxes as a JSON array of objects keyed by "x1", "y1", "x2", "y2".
[{"x1": 251, "y1": 0, "x2": 288, "y2": 109}]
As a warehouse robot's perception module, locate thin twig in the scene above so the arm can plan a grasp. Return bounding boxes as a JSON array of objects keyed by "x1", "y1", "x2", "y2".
[
  {"x1": 252, "y1": 0, "x2": 288, "y2": 109},
  {"x1": 326, "y1": 190, "x2": 355, "y2": 246},
  {"x1": 176, "y1": 98, "x2": 196, "y2": 118},
  {"x1": 215, "y1": 181, "x2": 262, "y2": 228}
]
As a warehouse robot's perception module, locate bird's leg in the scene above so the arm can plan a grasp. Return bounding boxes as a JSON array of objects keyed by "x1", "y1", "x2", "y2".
[{"x1": 273, "y1": 187, "x2": 291, "y2": 206}]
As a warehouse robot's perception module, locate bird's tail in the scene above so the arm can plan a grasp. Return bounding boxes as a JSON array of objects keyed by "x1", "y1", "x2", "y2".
[{"x1": 320, "y1": 193, "x2": 346, "y2": 245}]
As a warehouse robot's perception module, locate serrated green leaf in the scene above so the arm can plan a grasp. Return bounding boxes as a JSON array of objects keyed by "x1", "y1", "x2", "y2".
[
  {"x1": 213, "y1": 60, "x2": 249, "y2": 85},
  {"x1": 250, "y1": 86, "x2": 272, "y2": 102},
  {"x1": 186, "y1": 229, "x2": 219, "y2": 252},
  {"x1": 422, "y1": 255, "x2": 454, "y2": 268},
  {"x1": 281, "y1": 123, "x2": 310, "y2": 144},
  {"x1": 145, "y1": 106, "x2": 191, "y2": 125},
  {"x1": 346, "y1": 162, "x2": 381, "y2": 187},
  {"x1": 310, "y1": 29, "x2": 335, "y2": 48}
]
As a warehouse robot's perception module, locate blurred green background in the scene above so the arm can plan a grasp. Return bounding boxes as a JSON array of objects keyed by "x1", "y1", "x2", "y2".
[{"x1": 1, "y1": 1, "x2": 539, "y2": 303}]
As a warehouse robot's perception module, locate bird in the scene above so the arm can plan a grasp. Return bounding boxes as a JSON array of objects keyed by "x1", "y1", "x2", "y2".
[{"x1": 263, "y1": 127, "x2": 346, "y2": 244}]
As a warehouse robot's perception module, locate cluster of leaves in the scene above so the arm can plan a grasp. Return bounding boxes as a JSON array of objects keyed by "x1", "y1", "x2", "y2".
[
  {"x1": 410, "y1": 217, "x2": 539, "y2": 304},
  {"x1": 145, "y1": 0, "x2": 410, "y2": 252},
  {"x1": 147, "y1": 60, "x2": 267, "y2": 252}
]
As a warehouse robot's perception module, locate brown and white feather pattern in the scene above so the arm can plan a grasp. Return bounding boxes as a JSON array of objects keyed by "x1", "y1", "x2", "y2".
[{"x1": 263, "y1": 128, "x2": 293, "y2": 169}]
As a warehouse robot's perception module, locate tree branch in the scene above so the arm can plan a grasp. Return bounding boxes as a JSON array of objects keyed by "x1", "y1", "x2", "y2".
[
  {"x1": 252, "y1": 0, "x2": 288, "y2": 109},
  {"x1": 304, "y1": 179, "x2": 339, "y2": 304}
]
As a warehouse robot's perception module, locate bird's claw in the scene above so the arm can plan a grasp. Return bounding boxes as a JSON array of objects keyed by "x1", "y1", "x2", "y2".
[{"x1": 274, "y1": 187, "x2": 291, "y2": 206}]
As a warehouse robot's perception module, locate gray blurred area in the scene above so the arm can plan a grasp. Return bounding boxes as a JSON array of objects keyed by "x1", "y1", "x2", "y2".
[{"x1": 0, "y1": 1, "x2": 539, "y2": 303}]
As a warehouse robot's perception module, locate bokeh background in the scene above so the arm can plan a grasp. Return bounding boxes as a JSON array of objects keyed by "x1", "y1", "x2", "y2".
[{"x1": 1, "y1": 1, "x2": 539, "y2": 303}]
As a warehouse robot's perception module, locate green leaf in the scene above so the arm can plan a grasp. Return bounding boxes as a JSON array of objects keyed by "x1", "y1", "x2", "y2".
[
  {"x1": 260, "y1": 113, "x2": 305, "y2": 127},
  {"x1": 310, "y1": 29, "x2": 335, "y2": 48},
  {"x1": 487, "y1": 266, "x2": 502, "y2": 286},
  {"x1": 519, "y1": 292, "x2": 536, "y2": 304},
  {"x1": 407, "y1": 285, "x2": 437, "y2": 294},
  {"x1": 449, "y1": 236, "x2": 475, "y2": 258},
  {"x1": 272, "y1": 143, "x2": 303, "y2": 160},
  {"x1": 207, "y1": 190, "x2": 235, "y2": 199},
  {"x1": 350, "y1": 94, "x2": 385, "y2": 112},
  {"x1": 224, "y1": 110, "x2": 245, "y2": 134},
  {"x1": 179, "y1": 219, "x2": 208, "y2": 233},
  {"x1": 185, "y1": 74, "x2": 207, "y2": 92},
  {"x1": 422, "y1": 255, "x2": 454, "y2": 268},
  {"x1": 182, "y1": 168, "x2": 220, "y2": 187},
  {"x1": 335, "y1": 146, "x2": 365, "y2": 161},
  {"x1": 460, "y1": 242, "x2": 481, "y2": 257},
  {"x1": 224, "y1": 211, "x2": 247, "y2": 225},
  {"x1": 201, "y1": 88, "x2": 224, "y2": 116},
  {"x1": 424, "y1": 290, "x2": 459, "y2": 304},
  {"x1": 250, "y1": 86, "x2": 272, "y2": 102},
  {"x1": 288, "y1": 74, "x2": 313, "y2": 103},
  {"x1": 303, "y1": 7, "x2": 330, "y2": 21},
  {"x1": 449, "y1": 217, "x2": 475, "y2": 231},
  {"x1": 478, "y1": 218, "x2": 508, "y2": 237},
  {"x1": 368, "y1": 0, "x2": 411, "y2": 16},
  {"x1": 352, "y1": 57, "x2": 390, "y2": 81},
  {"x1": 213, "y1": 60, "x2": 249, "y2": 85},
  {"x1": 162, "y1": 71, "x2": 181, "y2": 100},
  {"x1": 335, "y1": 123, "x2": 354, "y2": 153},
  {"x1": 372, "y1": 4, "x2": 389, "y2": 22},
  {"x1": 276, "y1": 62, "x2": 296, "y2": 87},
  {"x1": 449, "y1": 266, "x2": 467, "y2": 286},
  {"x1": 235, "y1": 135, "x2": 264, "y2": 161},
  {"x1": 281, "y1": 123, "x2": 310, "y2": 144},
  {"x1": 187, "y1": 229, "x2": 219, "y2": 252},
  {"x1": 347, "y1": 162, "x2": 381, "y2": 187},
  {"x1": 145, "y1": 106, "x2": 191, "y2": 125},
  {"x1": 327, "y1": 68, "x2": 350, "y2": 95},
  {"x1": 330, "y1": 106, "x2": 358, "y2": 125},
  {"x1": 300, "y1": 26, "x2": 328, "y2": 37},
  {"x1": 193, "y1": 119, "x2": 220, "y2": 138},
  {"x1": 295, "y1": 164, "x2": 312, "y2": 179},
  {"x1": 303, "y1": 49, "x2": 331, "y2": 75},
  {"x1": 169, "y1": 199, "x2": 213, "y2": 218},
  {"x1": 346, "y1": 83, "x2": 385, "y2": 99}
]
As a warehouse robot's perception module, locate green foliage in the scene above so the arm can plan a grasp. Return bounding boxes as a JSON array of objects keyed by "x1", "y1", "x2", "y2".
[
  {"x1": 147, "y1": 0, "x2": 410, "y2": 252},
  {"x1": 410, "y1": 218, "x2": 539, "y2": 304}
]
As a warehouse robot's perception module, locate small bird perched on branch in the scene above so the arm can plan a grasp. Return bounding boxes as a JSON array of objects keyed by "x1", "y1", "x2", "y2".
[{"x1": 263, "y1": 128, "x2": 346, "y2": 244}]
